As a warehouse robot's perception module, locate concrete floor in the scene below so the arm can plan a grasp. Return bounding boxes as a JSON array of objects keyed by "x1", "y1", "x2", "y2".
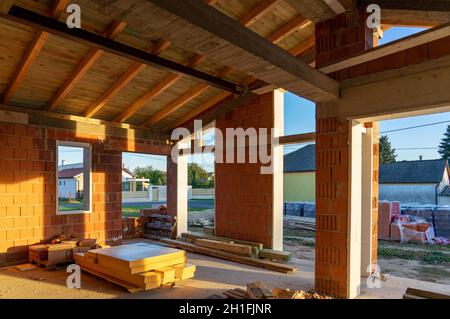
[{"x1": 0, "y1": 239, "x2": 448, "y2": 299}]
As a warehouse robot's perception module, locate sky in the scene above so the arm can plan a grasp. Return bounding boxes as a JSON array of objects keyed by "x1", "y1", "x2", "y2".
[{"x1": 61, "y1": 27, "x2": 450, "y2": 173}]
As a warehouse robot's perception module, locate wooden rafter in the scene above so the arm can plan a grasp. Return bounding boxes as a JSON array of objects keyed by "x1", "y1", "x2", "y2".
[
  {"x1": 121, "y1": 0, "x2": 281, "y2": 125},
  {"x1": 169, "y1": 75, "x2": 255, "y2": 129},
  {"x1": 268, "y1": 14, "x2": 311, "y2": 44},
  {"x1": 2, "y1": 0, "x2": 68, "y2": 104},
  {"x1": 83, "y1": 39, "x2": 171, "y2": 118},
  {"x1": 288, "y1": 35, "x2": 315, "y2": 56},
  {"x1": 144, "y1": 66, "x2": 233, "y2": 126},
  {"x1": 46, "y1": 20, "x2": 127, "y2": 111},
  {"x1": 239, "y1": 0, "x2": 281, "y2": 27},
  {"x1": 157, "y1": 3, "x2": 318, "y2": 128},
  {"x1": 114, "y1": 54, "x2": 205, "y2": 123}
]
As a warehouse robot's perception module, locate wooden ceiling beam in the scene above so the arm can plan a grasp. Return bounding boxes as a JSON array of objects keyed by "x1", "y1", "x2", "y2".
[
  {"x1": 46, "y1": 20, "x2": 127, "y2": 111},
  {"x1": 122, "y1": 0, "x2": 278, "y2": 126},
  {"x1": 288, "y1": 35, "x2": 315, "y2": 56},
  {"x1": 358, "y1": 0, "x2": 450, "y2": 12},
  {"x1": 83, "y1": 39, "x2": 171, "y2": 118},
  {"x1": 168, "y1": 75, "x2": 256, "y2": 129},
  {"x1": 381, "y1": 9, "x2": 450, "y2": 27},
  {"x1": 1, "y1": 0, "x2": 68, "y2": 104},
  {"x1": 284, "y1": 0, "x2": 335, "y2": 23},
  {"x1": 114, "y1": 54, "x2": 205, "y2": 123},
  {"x1": 144, "y1": 66, "x2": 233, "y2": 126},
  {"x1": 319, "y1": 22, "x2": 450, "y2": 74},
  {"x1": 169, "y1": 91, "x2": 232, "y2": 129},
  {"x1": 147, "y1": 0, "x2": 339, "y2": 101},
  {"x1": 4, "y1": 6, "x2": 243, "y2": 95},
  {"x1": 323, "y1": 0, "x2": 356, "y2": 14},
  {"x1": 267, "y1": 15, "x2": 311, "y2": 44},
  {"x1": 239, "y1": 0, "x2": 281, "y2": 27}
]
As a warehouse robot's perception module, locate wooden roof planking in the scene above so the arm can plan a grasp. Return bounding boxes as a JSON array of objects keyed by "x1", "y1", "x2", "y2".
[
  {"x1": 2, "y1": 0, "x2": 440, "y2": 131},
  {"x1": 0, "y1": 0, "x2": 342, "y2": 131}
]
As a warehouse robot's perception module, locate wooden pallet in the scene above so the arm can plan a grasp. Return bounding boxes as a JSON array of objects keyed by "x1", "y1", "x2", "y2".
[
  {"x1": 144, "y1": 213, "x2": 177, "y2": 240},
  {"x1": 33, "y1": 259, "x2": 73, "y2": 271},
  {"x1": 79, "y1": 265, "x2": 144, "y2": 293}
]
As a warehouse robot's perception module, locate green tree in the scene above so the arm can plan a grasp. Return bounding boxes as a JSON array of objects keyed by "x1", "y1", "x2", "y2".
[
  {"x1": 188, "y1": 163, "x2": 214, "y2": 188},
  {"x1": 379, "y1": 135, "x2": 397, "y2": 164},
  {"x1": 438, "y1": 125, "x2": 450, "y2": 160},
  {"x1": 133, "y1": 166, "x2": 167, "y2": 185}
]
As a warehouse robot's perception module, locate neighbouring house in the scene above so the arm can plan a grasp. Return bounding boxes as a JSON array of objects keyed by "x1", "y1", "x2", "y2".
[
  {"x1": 283, "y1": 144, "x2": 316, "y2": 202},
  {"x1": 379, "y1": 159, "x2": 450, "y2": 205},
  {"x1": 57, "y1": 163, "x2": 84, "y2": 199},
  {"x1": 58, "y1": 163, "x2": 147, "y2": 199},
  {"x1": 283, "y1": 145, "x2": 450, "y2": 206}
]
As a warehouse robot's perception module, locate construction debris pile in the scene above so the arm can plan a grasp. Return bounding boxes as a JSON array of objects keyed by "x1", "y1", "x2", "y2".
[
  {"x1": 74, "y1": 242, "x2": 195, "y2": 292},
  {"x1": 161, "y1": 232, "x2": 296, "y2": 273},
  {"x1": 212, "y1": 281, "x2": 332, "y2": 299}
]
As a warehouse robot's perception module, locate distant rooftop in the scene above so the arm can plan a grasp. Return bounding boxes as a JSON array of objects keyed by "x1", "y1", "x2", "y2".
[
  {"x1": 284, "y1": 144, "x2": 315, "y2": 173},
  {"x1": 380, "y1": 159, "x2": 448, "y2": 184}
]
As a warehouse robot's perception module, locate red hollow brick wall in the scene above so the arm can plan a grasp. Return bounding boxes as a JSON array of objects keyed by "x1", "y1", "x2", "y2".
[
  {"x1": 214, "y1": 92, "x2": 275, "y2": 248},
  {"x1": 315, "y1": 8, "x2": 373, "y2": 297},
  {"x1": 315, "y1": 117, "x2": 351, "y2": 297},
  {"x1": 0, "y1": 122, "x2": 170, "y2": 265}
]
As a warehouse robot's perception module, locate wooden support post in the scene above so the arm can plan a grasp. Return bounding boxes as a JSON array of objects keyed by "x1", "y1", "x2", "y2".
[
  {"x1": 167, "y1": 147, "x2": 188, "y2": 237},
  {"x1": 361, "y1": 124, "x2": 374, "y2": 276},
  {"x1": 271, "y1": 90, "x2": 284, "y2": 251},
  {"x1": 348, "y1": 120, "x2": 364, "y2": 298}
]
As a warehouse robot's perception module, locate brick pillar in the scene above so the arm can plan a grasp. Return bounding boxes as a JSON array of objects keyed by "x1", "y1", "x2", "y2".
[
  {"x1": 315, "y1": 8, "x2": 373, "y2": 298},
  {"x1": 214, "y1": 91, "x2": 284, "y2": 249}
]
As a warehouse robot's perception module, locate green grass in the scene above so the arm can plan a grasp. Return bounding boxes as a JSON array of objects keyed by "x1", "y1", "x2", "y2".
[
  {"x1": 58, "y1": 199, "x2": 83, "y2": 211},
  {"x1": 378, "y1": 247, "x2": 450, "y2": 265},
  {"x1": 122, "y1": 205, "x2": 211, "y2": 218},
  {"x1": 284, "y1": 236, "x2": 316, "y2": 247},
  {"x1": 415, "y1": 266, "x2": 450, "y2": 279}
]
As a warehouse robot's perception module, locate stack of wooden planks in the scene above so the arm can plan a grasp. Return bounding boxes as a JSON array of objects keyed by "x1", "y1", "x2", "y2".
[
  {"x1": 159, "y1": 232, "x2": 295, "y2": 274},
  {"x1": 284, "y1": 217, "x2": 316, "y2": 232},
  {"x1": 74, "y1": 243, "x2": 195, "y2": 292}
]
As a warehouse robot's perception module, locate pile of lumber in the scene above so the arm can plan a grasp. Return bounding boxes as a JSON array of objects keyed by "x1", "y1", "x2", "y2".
[
  {"x1": 29, "y1": 238, "x2": 99, "y2": 270},
  {"x1": 218, "y1": 282, "x2": 332, "y2": 299},
  {"x1": 284, "y1": 217, "x2": 316, "y2": 232},
  {"x1": 144, "y1": 213, "x2": 177, "y2": 240},
  {"x1": 122, "y1": 217, "x2": 142, "y2": 239},
  {"x1": 129, "y1": 207, "x2": 177, "y2": 240},
  {"x1": 74, "y1": 242, "x2": 195, "y2": 292},
  {"x1": 160, "y1": 232, "x2": 295, "y2": 274}
]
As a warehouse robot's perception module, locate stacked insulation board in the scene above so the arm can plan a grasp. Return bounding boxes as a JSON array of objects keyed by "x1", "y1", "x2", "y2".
[{"x1": 74, "y1": 243, "x2": 195, "y2": 292}]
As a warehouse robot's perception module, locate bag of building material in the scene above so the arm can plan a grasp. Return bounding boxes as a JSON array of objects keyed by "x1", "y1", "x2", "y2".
[
  {"x1": 391, "y1": 216, "x2": 435, "y2": 244},
  {"x1": 284, "y1": 202, "x2": 304, "y2": 217},
  {"x1": 303, "y1": 203, "x2": 316, "y2": 218}
]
